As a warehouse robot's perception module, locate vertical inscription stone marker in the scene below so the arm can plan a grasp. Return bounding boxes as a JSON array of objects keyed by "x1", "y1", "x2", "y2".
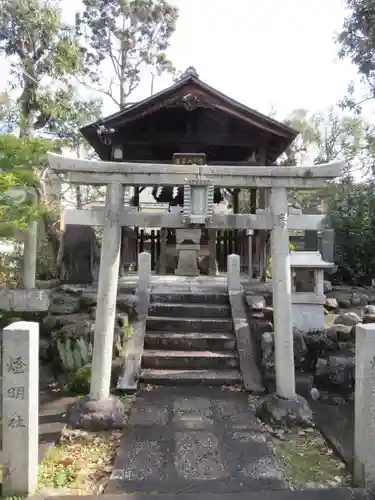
[
  {"x1": 2, "y1": 321, "x2": 39, "y2": 495},
  {"x1": 354, "y1": 323, "x2": 375, "y2": 488}
]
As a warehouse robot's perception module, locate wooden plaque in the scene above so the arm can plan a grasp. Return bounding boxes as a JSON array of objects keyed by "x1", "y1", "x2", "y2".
[{"x1": 173, "y1": 153, "x2": 206, "y2": 165}]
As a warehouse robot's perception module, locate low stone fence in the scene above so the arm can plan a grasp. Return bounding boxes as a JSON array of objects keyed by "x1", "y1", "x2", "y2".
[{"x1": 0, "y1": 321, "x2": 39, "y2": 495}]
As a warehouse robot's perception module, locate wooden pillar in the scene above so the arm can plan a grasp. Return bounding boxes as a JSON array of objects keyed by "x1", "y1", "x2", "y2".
[{"x1": 258, "y1": 147, "x2": 269, "y2": 281}]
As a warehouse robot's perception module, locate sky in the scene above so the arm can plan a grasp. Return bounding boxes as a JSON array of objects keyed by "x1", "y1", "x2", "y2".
[
  {"x1": 136, "y1": 0, "x2": 362, "y2": 120},
  {"x1": 0, "y1": 0, "x2": 369, "y2": 121}
]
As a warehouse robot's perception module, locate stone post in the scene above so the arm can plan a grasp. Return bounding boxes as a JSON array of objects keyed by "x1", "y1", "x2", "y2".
[
  {"x1": 22, "y1": 220, "x2": 37, "y2": 289},
  {"x1": 137, "y1": 251, "x2": 152, "y2": 294},
  {"x1": 354, "y1": 323, "x2": 375, "y2": 488},
  {"x1": 2, "y1": 321, "x2": 39, "y2": 495},
  {"x1": 22, "y1": 189, "x2": 37, "y2": 290},
  {"x1": 90, "y1": 183, "x2": 124, "y2": 401},
  {"x1": 270, "y1": 187, "x2": 295, "y2": 399},
  {"x1": 248, "y1": 230, "x2": 253, "y2": 281},
  {"x1": 227, "y1": 253, "x2": 241, "y2": 293}
]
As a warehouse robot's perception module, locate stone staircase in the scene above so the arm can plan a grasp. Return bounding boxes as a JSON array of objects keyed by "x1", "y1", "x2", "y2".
[{"x1": 139, "y1": 291, "x2": 243, "y2": 386}]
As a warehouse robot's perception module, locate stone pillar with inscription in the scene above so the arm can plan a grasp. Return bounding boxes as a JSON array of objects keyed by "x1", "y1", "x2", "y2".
[
  {"x1": 270, "y1": 187, "x2": 296, "y2": 399},
  {"x1": 2, "y1": 321, "x2": 39, "y2": 495},
  {"x1": 354, "y1": 323, "x2": 375, "y2": 487}
]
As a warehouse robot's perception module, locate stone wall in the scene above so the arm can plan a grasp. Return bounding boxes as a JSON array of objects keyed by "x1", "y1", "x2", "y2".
[
  {"x1": 245, "y1": 284, "x2": 375, "y2": 400},
  {"x1": 0, "y1": 284, "x2": 138, "y2": 393}
]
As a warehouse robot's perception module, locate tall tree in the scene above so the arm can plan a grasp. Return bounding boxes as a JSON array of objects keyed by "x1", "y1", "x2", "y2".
[
  {"x1": 75, "y1": 0, "x2": 179, "y2": 109},
  {"x1": 0, "y1": 0, "x2": 86, "y2": 137},
  {"x1": 282, "y1": 108, "x2": 375, "y2": 208},
  {"x1": 337, "y1": 0, "x2": 375, "y2": 110}
]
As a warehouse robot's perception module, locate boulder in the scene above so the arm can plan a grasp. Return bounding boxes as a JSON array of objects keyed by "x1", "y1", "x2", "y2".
[
  {"x1": 336, "y1": 297, "x2": 352, "y2": 309},
  {"x1": 325, "y1": 297, "x2": 339, "y2": 311},
  {"x1": 80, "y1": 291, "x2": 97, "y2": 309},
  {"x1": 259, "y1": 330, "x2": 307, "y2": 373},
  {"x1": 324, "y1": 281, "x2": 332, "y2": 293},
  {"x1": 314, "y1": 356, "x2": 355, "y2": 394},
  {"x1": 256, "y1": 394, "x2": 314, "y2": 428},
  {"x1": 197, "y1": 256, "x2": 218, "y2": 275},
  {"x1": 351, "y1": 293, "x2": 369, "y2": 307},
  {"x1": 245, "y1": 295, "x2": 266, "y2": 311},
  {"x1": 68, "y1": 394, "x2": 128, "y2": 431},
  {"x1": 364, "y1": 305, "x2": 375, "y2": 316},
  {"x1": 116, "y1": 294, "x2": 137, "y2": 317},
  {"x1": 49, "y1": 291, "x2": 81, "y2": 315},
  {"x1": 263, "y1": 306, "x2": 274, "y2": 322},
  {"x1": 260, "y1": 332, "x2": 274, "y2": 371},
  {"x1": 252, "y1": 319, "x2": 273, "y2": 335},
  {"x1": 363, "y1": 315, "x2": 375, "y2": 324},
  {"x1": 333, "y1": 312, "x2": 362, "y2": 327},
  {"x1": 326, "y1": 324, "x2": 352, "y2": 342}
]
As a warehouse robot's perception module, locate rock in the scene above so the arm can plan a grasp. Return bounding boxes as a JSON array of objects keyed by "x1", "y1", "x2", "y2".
[
  {"x1": 364, "y1": 305, "x2": 375, "y2": 316},
  {"x1": 58, "y1": 318, "x2": 95, "y2": 341},
  {"x1": 334, "y1": 312, "x2": 362, "y2": 327},
  {"x1": 39, "y1": 337, "x2": 51, "y2": 360},
  {"x1": 261, "y1": 332, "x2": 274, "y2": 371},
  {"x1": 304, "y1": 330, "x2": 339, "y2": 354},
  {"x1": 67, "y1": 394, "x2": 128, "y2": 431},
  {"x1": 263, "y1": 306, "x2": 274, "y2": 321},
  {"x1": 245, "y1": 295, "x2": 266, "y2": 311},
  {"x1": 116, "y1": 294, "x2": 137, "y2": 317},
  {"x1": 325, "y1": 297, "x2": 339, "y2": 311},
  {"x1": 259, "y1": 330, "x2": 307, "y2": 372},
  {"x1": 324, "y1": 281, "x2": 332, "y2": 293},
  {"x1": 326, "y1": 324, "x2": 352, "y2": 342},
  {"x1": 80, "y1": 291, "x2": 97, "y2": 309},
  {"x1": 49, "y1": 291, "x2": 81, "y2": 315},
  {"x1": 43, "y1": 313, "x2": 91, "y2": 331},
  {"x1": 314, "y1": 356, "x2": 355, "y2": 394},
  {"x1": 256, "y1": 394, "x2": 314, "y2": 428},
  {"x1": 363, "y1": 315, "x2": 375, "y2": 324},
  {"x1": 116, "y1": 312, "x2": 129, "y2": 328},
  {"x1": 337, "y1": 297, "x2": 352, "y2": 309},
  {"x1": 353, "y1": 293, "x2": 369, "y2": 306},
  {"x1": 252, "y1": 319, "x2": 273, "y2": 335},
  {"x1": 197, "y1": 255, "x2": 218, "y2": 275}
]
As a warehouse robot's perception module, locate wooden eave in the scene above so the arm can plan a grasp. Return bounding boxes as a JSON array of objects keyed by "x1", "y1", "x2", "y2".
[{"x1": 81, "y1": 74, "x2": 299, "y2": 160}]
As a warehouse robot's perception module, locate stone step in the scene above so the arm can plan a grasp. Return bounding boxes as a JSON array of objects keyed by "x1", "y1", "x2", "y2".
[
  {"x1": 146, "y1": 316, "x2": 234, "y2": 333},
  {"x1": 144, "y1": 331, "x2": 236, "y2": 351},
  {"x1": 142, "y1": 349, "x2": 239, "y2": 370},
  {"x1": 140, "y1": 368, "x2": 242, "y2": 385},
  {"x1": 148, "y1": 302, "x2": 231, "y2": 318},
  {"x1": 151, "y1": 292, "x2": 229, "y2": 305}
]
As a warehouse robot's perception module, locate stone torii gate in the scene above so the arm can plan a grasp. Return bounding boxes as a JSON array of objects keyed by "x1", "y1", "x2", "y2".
[{"x1": 48, "y1": 152, "x2": 343, "y2": 417}]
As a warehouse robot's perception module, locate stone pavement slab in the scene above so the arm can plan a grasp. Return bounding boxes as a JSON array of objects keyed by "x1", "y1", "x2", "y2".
[
  {"x1": 106, "y1": 386, "x2": 287, "y2": 494},
  {"x1": 46, "y1": 488, "x2": 375, "y2": 500}
]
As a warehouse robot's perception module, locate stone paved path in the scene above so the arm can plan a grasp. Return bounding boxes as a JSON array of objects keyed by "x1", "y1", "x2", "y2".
[{"x1": 106, "y1": 386, "x2": 287, "y2": 494}]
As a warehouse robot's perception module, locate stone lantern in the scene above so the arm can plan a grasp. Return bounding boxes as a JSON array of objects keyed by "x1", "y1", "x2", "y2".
[
  {"x1": 290, "y1": 250, "x2": 334, "y2": 333},
  {"x1": 175, "y1": 178, "x2": 214, "y2": 276}
]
